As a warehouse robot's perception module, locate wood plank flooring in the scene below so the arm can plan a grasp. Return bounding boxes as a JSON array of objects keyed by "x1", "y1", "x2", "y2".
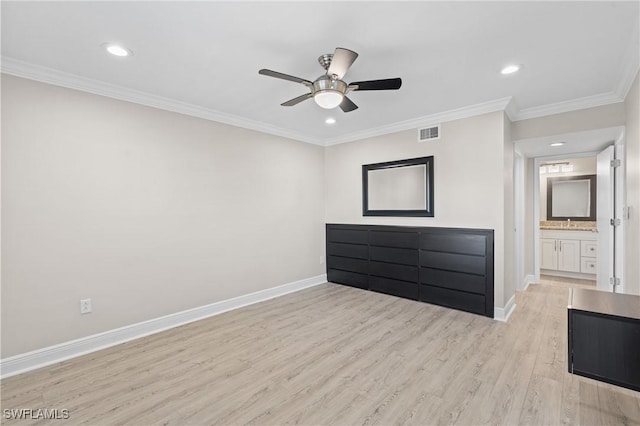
[{"x1": 2, "y1": 282, "x2": 639, "y2": 425}]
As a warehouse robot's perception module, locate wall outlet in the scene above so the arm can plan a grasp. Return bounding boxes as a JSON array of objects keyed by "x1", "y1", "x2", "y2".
[{"x1": 80, "y1": 298, "x2": 92, "y2": 314}]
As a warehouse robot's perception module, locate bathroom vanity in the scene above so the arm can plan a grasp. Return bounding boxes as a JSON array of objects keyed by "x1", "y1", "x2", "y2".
[
  {"x1": 540, "y1": 228, "x2": 597, "y2": 279},
  {"x1": 541, "y1": 172, "x2": 598, "y2": 280}
]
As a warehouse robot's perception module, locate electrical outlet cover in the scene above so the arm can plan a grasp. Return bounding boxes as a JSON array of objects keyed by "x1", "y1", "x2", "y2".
[{"x1": 80, "y1": 298, "x2": 92, "y2": 314}]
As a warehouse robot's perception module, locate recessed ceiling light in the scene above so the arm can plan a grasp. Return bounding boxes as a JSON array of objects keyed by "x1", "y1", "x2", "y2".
[
  {"x1": 500, "y1": 64, "x2": 520, "y2": 75},
  {"x1": 103, "y1": 43, "x2": 132, "y2": 57},
  {"x1": 325, "y1": 117, "x2": 336, "y2": 125},
  {"x1": 550, "y1": 142, "x2": 565, "y2": 147}
]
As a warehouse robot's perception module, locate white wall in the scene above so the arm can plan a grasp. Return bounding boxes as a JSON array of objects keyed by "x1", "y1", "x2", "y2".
[
  {"x1": 625, "y1": 71, "x2": 639, "y2": 295},
  {"x1": 324, "y1": 111, "x2": 513, "y2": 309},
  {"x1": 511, "y1": 103, "x2": 626, "y2": 141},
  {"x1": 1, "y1": 75, "x2": 326, "y2": 357},
  {"x1": 539, "y1": 157, "x2": 597, "y2": 220}
]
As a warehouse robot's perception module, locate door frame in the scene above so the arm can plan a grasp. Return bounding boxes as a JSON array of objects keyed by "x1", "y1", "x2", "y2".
[
  {"x1": 514, "y1": 151, "x2": 526, "y2": 290},
  {"x1": 514, "y1": 126, "x2": 627, "y2": 292},
  {"x1": 532, "y1": 133, "x2": 627, "y2": 290}
]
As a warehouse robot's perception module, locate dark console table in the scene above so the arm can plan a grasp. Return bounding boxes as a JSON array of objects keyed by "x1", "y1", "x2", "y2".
[
  {"x1": 568, "y1": 287, "x2": 640, "y2": 392},
  {"x1": 326, "y1": 224, "x2": 494, "y2": 317}
]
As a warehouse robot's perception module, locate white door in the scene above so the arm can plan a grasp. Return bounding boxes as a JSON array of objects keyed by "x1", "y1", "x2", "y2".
[
  {"x1": 596, "y1": 146, "x2": 615, "y2": 291},
  {"x1": 613, "y1": 138, "x2": 626, "y2": 294}
]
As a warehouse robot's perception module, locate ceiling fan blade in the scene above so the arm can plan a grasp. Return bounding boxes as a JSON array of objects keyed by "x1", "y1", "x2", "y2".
[
  {"x1": 349, "y1": 78, "x2": 402, "y2": 91},
  {"x1": 339, "y1": 96, "x2": 358, "y2": 113},
  {"x1": 327, "y1": 47, "x2": 358, "y2": 79},
  {"x1": 259, "y1": 69, "x2": 312, "y2": 86},
  {"x1": 281, "y1": 92, "x2": 313, "y2": 106}
]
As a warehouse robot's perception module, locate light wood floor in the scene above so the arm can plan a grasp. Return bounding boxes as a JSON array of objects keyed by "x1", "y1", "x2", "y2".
[{"x1": 2, "y1": 282, "x2": 639, "y2": 425}]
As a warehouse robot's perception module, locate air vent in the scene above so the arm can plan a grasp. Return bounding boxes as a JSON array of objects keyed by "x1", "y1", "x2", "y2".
[{"x1": 418, "y1": 125, "x2": 440, "y2": 141}]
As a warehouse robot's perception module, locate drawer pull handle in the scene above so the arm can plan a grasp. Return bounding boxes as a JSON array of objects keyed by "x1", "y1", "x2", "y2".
[{"x1": 590, "y1": 248, "x2": 595, "y2": 251}]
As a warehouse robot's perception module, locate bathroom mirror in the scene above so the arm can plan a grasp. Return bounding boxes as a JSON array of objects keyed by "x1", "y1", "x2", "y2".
[
  {"x1": 362, "y1": 156, "x2": 434, "y2": 217},
  {"x1": 547, "y1": 174, "x2": 596, "y2": 221}
]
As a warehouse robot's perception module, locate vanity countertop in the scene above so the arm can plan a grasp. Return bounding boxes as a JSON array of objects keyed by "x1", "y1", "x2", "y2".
[
  {"x1": 540, "y1": 220, "x2": 596, "y2": 231},
  {"x1": 540, "y1": 226, "x2": 596, "y2": 231}
]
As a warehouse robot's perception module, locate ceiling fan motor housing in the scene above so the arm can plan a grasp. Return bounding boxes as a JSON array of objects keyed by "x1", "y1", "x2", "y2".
[{"x1": 313, "y1": 76, "x2": 347, "y2": 95}]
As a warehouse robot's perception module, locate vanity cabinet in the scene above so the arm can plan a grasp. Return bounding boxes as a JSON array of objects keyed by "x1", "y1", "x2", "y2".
[
  {"x1": 541, "y1": 238, "x2": 581, "y2": 272},
  {"x1": 541, "y1": 230, "x2": 596, "y2": 278}
]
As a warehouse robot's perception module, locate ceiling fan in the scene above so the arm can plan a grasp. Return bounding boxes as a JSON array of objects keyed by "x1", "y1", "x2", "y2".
[{"x1": 258, "y1": 47, "x2": 402, "y2": 112}]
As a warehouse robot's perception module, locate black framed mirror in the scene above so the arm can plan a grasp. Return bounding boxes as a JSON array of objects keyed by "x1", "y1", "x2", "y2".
[
  {"x1": 362, "y1": 156, "x2": 434, "y2": 217},
  {"x1": 547, "y1": 174, "x2": 596, "y2": 221}
]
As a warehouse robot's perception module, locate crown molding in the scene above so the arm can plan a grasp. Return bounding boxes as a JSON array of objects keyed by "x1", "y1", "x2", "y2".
[
  {"x1": 323, "y1": 97, "x2": 513, "y2": 146},
  {"x1": 1, "y1": 56, "x2": 633, "y2": 146},
  {"x1": 618, "y1": 63, "x2": 640, "y2": 102},
  {"x1": 503, "y1": 97, "x2": 519, "y2": 122},
  {"x1": 0, "y1": 57, "x2": 324, "y2": 146}
]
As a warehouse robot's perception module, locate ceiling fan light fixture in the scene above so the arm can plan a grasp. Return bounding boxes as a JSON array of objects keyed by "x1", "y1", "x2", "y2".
[
  {"x1": 312, "y1": 77, "x2": 347, "y2": 109},
  {"x1": 314, "y1": 91, "x2": 343, "y2": 109}
]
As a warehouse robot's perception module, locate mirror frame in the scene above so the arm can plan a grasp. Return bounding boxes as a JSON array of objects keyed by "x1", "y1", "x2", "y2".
[
  {"x1": 546, "y1": 174, "x2": 596, "y2": 221},
  {"x1": 362, "y1": 156, "x2": 434, "y2": 217}
]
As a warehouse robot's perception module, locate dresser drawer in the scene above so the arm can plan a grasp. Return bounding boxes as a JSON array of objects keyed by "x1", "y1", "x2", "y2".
[
  {"x1": 581, "y1": 241, "x2": 597, "y2": 257},
  {"x1": 581, "y1": 257, "x2": 597, "y2": 274}
]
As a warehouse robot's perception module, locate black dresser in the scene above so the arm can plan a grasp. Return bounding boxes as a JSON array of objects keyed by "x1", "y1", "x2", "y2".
[{"x1": 326, "y1": 224, "x2": 494, "y2": 317}]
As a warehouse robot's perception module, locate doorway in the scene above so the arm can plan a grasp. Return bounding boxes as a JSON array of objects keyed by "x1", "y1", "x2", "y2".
[
  {"x1": 514, "y1": 126, "x2": 626, "y2": 294},
  {"x1": 537, "y1": 154, "x2": 598, "y2": 288}
]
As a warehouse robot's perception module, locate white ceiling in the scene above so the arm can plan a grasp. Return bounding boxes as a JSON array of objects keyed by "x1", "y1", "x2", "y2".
[{"x1": 1, "y1": 1, "x2": 639, "y2": 145}]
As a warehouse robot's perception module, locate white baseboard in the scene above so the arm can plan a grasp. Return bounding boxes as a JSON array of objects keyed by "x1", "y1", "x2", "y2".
[
  {"x1": 522, "y1": 274, "x2": 536, "y2": 291},
  {"x1": 494, "y1": 294, "x2": 517, "y2": 322},
  {"x1": 0, "y1": 274, "x2": 327, "y2": 379},
  {"x1": 540, "y1": 269, "x2": 596, "y2": 281}
]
